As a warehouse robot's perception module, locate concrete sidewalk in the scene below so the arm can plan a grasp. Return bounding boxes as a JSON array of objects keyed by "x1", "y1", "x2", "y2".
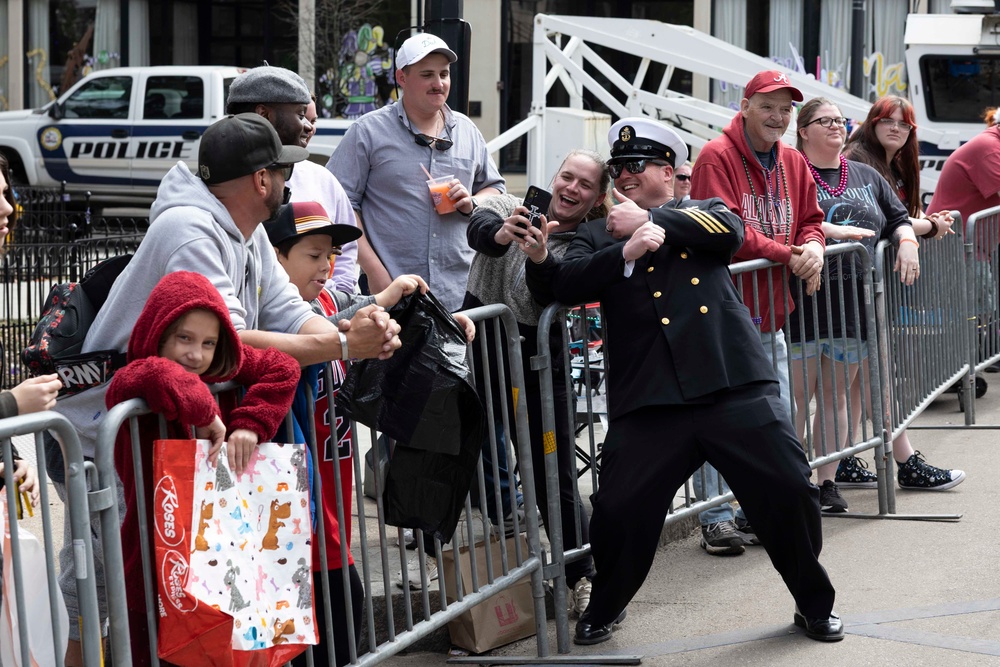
[
  {"x1": 388, "y1": 382, "x2": 1000, "y2": 666},
  {"x1": 13, "y1": 374, "x2": 998, "y2": 665}
]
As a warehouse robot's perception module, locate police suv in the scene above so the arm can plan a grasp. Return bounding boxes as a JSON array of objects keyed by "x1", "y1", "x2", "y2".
[{"x1": 0, "y1": 66, "x2": 350, "y2": 205}]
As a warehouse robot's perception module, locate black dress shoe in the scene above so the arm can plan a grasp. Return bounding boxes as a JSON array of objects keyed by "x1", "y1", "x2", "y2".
[
  {"x1": 793, "y1": 610, "x2": 844, "y2": 642},
  {"x1": 574, "y1": 609, "x2": 627, "y2": 645}
]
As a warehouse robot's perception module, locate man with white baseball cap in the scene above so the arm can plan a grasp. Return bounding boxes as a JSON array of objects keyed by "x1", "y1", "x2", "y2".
[
  {"x1": 523, "y1": 116, "x2": 841, "y2": 646},
  {"x1": 329, "y1": 31, "x2": 505, "y2": 313}
]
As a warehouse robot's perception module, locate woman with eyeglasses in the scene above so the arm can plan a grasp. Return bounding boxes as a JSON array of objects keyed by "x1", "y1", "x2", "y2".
[
  {"x1": 791, "y1": 98, "x2": 964, "y2": 513},
  {"x1": 463, "y1": 149, "x2": 610, "y2": 618},
  {"x1": 843, "y1": 96, "x2": 965, "y2": 492}
]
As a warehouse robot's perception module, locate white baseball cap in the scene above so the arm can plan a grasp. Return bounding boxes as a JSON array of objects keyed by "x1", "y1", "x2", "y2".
[{"x1": 396, "y1": 33, "x2": 458, "y2": 69}]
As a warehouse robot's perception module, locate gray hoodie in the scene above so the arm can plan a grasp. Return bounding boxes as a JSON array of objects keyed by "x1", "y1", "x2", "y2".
[{"x1": 56, "y1": 161, "x2": 317, "y2": 457}]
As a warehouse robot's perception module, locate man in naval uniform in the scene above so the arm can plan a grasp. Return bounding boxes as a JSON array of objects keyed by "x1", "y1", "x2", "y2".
[{"x1": 522, "y1": 118, "x2": 843, "y2": 645}]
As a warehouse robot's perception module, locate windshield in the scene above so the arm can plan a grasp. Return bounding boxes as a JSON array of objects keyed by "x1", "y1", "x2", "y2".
[{"x1": 919, "y1": 55, "x2": 1000, "y2": 123}]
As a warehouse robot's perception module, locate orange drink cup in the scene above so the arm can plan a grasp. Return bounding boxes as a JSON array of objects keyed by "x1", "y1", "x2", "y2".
[{"x1": 427, "y1": 175, "x2": 457, "y2": 214}]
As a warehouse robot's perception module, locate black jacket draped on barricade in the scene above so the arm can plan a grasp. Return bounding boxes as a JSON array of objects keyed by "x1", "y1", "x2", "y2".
[{"x1": 336, "y1": 291, "x2": 484, "y2": 543}]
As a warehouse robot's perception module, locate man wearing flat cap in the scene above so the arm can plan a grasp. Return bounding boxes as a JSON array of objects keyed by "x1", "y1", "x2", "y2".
[
  {"x1": 523, "y1": 117, "x2": 841, "y2": 646},
  {"x1": 227, "y1": 65, "x2": 361, "y2": 294},
  {"x1": 329, "y1": 32, "x2": 505, "y2": 313}
]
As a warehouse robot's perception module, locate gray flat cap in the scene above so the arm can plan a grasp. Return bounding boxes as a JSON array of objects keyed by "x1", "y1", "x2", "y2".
[{"x1": 227, "y1": 65, "x2": 311, "y2": 108}]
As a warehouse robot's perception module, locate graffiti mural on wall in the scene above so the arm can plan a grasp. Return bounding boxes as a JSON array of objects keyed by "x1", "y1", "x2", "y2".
[
  {"x1": 770, "y1": 44, "x2": 907, "y2": 100},
  {"x1": 716, "y1": 44, "x2": 908, "y2": 110},
  {"x1": 318, "y1": 23, "x2": 396, "y2": 119}
]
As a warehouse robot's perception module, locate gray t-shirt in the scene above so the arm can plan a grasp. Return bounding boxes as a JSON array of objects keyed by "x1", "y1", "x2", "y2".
[{"x1": 328, "y1": 100, "x2": 505, "y2": 311}]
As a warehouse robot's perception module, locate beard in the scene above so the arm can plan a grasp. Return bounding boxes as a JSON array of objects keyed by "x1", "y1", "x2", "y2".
[{"x1": 264, "y1": 183, "x2": 288, "y2": 221}]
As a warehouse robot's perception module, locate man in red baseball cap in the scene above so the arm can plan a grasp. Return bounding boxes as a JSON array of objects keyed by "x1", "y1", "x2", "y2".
[
  {"x1": 687, "y1": 68, "x2": 830, "y2": 610},
  {"x1": 691, "y1": 68, "x2": 824, "y2": 386}
]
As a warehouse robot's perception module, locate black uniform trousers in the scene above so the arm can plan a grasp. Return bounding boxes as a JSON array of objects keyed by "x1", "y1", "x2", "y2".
[{"x1": 586, "y1": 381, "x2": 835, "y2": 625}]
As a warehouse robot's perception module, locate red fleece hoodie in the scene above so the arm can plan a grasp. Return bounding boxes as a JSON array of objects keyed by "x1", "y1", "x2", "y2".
[
  {"x1": 106, "y1": 270, "x2": 300, "y2": 667},
  {"x1": 691, "y1": 113, "x2": 825, "y2": 331}
]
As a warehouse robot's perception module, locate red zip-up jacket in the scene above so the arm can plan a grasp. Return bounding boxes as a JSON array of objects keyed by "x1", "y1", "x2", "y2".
[{"x1": 691, "y1": 113, "x2": 825, "y2": 332}]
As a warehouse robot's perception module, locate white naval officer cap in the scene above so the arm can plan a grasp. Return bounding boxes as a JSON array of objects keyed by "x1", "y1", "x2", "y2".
[{"x1": 608, "y1": 117, "x2": 688, "y2": 168}]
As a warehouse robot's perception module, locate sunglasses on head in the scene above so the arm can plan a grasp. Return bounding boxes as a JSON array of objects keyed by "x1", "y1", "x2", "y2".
[
  {"x1": 414, "y1": 133, "x2": 453, "y2": 151},
  {"x1": 674, "y1": 174, "x2": 691, "y2": 182},
  {"x1": 608, "y1": 159, "x2": 668, "y2": 179},
  {"x1": 268, "y1": 163, "x2": 294, "y2": 180}
]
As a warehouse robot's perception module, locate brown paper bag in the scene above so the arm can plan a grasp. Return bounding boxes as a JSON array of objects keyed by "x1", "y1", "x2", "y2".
[{"x1": 441, "y1": 535, "x2": 536, "y2": 653}]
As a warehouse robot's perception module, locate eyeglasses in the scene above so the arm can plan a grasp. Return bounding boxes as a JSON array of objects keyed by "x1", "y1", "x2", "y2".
[
  {"x1": 877, "y1": 118, "x2": 913, "y2": 133},
  {"x1": 804, "y1": 116, "x2": 848, "y2": 129},
  {"x1": 414, "y1": 133, "x2": 453, "y2": 151},
  {"x1": 674, "y1": 174, "x2": 691, "y2": 182},
  {"x1": 268, "y1": 163, "x2": 294, "y2": 180},
  {"x1": 608, "y1": 159, "x2": 668, "y2": 179}
]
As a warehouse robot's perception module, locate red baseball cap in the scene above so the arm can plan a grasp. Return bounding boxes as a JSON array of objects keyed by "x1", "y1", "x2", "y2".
[{"x1": 744, "y1": 70, "x2": 803, "y2": 102}]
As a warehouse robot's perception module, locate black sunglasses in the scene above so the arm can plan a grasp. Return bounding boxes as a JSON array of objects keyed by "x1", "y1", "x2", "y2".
[
  {"x1": 414, "y1": 133, "x2": 453, "y2": 151},
  {"x1": 608, "y1": 159, "x2": 668, "y2": 179},
  {"x1": 675, "y1": 174, "x2": 691, "y2": 182},
  {"x1": 268, "y1": 163, "x2": 294, "y2": 180}
]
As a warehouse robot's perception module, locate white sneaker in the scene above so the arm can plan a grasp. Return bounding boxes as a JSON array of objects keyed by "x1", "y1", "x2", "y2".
[
  {"x1": 396, "y1": 559, "x2": 439, "y2": 591},
  {"x1": 570, "y1": 578, "x2": 592, "y2": 617}
]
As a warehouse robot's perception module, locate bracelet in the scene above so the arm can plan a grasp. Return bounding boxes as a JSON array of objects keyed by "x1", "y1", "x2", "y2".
[
  {"x1": 338, "y1": 330, "x2": 350, "y2": 361},
  {"x1": 920, "y1": 217, "x2": 939, "y2": 239},
  {"x1": 900, "y1": 238, "x2": 920, "y2": 249}
]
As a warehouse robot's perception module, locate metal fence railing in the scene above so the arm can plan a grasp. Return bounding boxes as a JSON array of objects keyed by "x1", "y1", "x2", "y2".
[
  {"x1": 0, "y1": 186, "x2": 146, "y2": 390},
  {"x1": 0, "y1": 411, "x2": 103, "y2": 666},
  {"x1": 9, "y1": 201, "x2": 1000, "y2": 664},
  {"x1": 91, "y1": 303, "x2": 553, "y2": 666}
]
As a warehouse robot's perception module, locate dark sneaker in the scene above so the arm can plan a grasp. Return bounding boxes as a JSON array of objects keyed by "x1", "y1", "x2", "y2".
[
  {"x1": 835, "y1": 456, "x2": 879, "y2": 489},
  {"x1": 734, "y1": 515, "x2": 761, "y2": 545},
  {"x1": 700, "y1": 520, "x2": 745, "y2": 555},
  {"x1": 819, "y1": 480, "x2": 848, "y2": 513},
  {"x1": 897, "y1": 451, "x2": 966, "y2": 491}
]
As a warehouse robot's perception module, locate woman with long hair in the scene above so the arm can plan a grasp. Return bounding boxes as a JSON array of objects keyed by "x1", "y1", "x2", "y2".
[
  {"x1": 464, "y1": 149, "x2": 610, "y2": 616},
  {"x1": 800, "y1": 98, "x2": 964, "y2": 508}
]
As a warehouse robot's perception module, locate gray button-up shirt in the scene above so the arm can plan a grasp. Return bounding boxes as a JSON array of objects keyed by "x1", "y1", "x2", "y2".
[{"x1": 328, "y1": 100, "x2": 505, "y2": 311}]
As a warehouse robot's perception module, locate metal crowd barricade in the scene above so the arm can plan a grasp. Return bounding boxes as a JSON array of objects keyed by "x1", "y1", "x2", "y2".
[
  {"x1": 958, "y1": 206, "x2": 1000, "y2": 421},
  {"x1": 0, "y1": 411, "x2": 104, "y2": 667},
  {"x1": 95, "y1": 303, "x2": 559, "y2": 666}
]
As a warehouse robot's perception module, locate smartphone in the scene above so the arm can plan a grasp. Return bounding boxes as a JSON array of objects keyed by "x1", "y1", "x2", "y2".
[{"x1": 521, "y1": 186, "x2": 553, "y2": 229}]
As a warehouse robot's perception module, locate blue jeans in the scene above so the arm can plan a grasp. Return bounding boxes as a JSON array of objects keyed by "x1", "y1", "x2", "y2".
[
  {"x1": 695, "y1": 330, "x2": 790, "y2": 525},
  {"x1": 478, "y1": 420, "x2": 523, "y2": 523}
]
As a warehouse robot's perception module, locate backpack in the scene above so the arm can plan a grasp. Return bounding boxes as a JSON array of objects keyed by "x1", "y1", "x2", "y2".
[{"x1": 22, "y1": 254, "x2": 132, "y2": 396}]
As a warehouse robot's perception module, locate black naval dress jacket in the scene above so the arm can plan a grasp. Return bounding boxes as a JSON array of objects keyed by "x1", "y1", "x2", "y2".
[{"x1": 525, "y1": 197, "x2": 778, "y2": 422}]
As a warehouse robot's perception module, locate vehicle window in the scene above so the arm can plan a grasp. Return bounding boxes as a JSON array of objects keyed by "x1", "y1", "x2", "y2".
[
  {"x1": 63, "y1": 76, "x2": 133, "y2": 119},
  {"x1": 223, "y1": 77, "x2": 235, "y2": 110},
  {"x1": 145, "y1": 76, "x2": 205, "y2": 119},
  {"x1": 920, "y1": 55, "x2": 1000, "y2": 123}
]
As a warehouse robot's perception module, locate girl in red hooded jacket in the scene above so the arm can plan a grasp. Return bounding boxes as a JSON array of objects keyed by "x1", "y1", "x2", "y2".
[{"x1": 105, "y1": 270, "x2": 300, "y2": 667}]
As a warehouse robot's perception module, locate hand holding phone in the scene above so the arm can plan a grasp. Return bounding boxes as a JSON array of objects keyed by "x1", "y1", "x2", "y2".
[{"x1": 521, "y1": 186, "x2": 553, "y2": 229}]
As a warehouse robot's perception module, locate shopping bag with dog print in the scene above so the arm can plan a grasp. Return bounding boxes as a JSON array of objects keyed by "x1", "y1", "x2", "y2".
[{"x1": 153, "y1": 438, "x2": 317, "y2": 667}]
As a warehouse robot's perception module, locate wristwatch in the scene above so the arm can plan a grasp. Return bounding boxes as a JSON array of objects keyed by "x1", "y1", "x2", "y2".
[{"x1": 459, "y1": 197, "x2": 479, "y2": 217}]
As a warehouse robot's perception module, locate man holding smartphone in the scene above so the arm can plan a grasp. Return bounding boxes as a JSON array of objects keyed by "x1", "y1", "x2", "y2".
[{"x1": 522, "y1": 118, "x2": 841, "y2": 646}]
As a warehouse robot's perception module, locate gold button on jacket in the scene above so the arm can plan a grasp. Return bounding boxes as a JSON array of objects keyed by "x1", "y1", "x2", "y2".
[{"x1": 700, "y1": 306, "x2": 708, "y2": 313}]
